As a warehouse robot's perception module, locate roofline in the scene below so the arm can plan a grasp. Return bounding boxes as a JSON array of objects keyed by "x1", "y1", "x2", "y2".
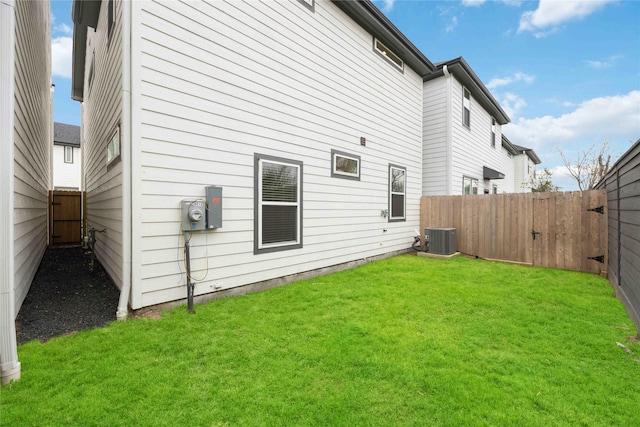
[
  {"x1": 54, "y1": 141, "x2": 81, "y2": 148},
  {"x1": 425, "y1": 57, "x2": 510, "y2": 125},
  {"x1": 71, "y1": 0, "x2": 102, "y2": 101},
  {"x1": 71, "y1": 22, "x2": 86, "y2": 102},
  {"x1": 512, "y1": 142, "x2": 542, "y2": 165},
  {"x1": 72, "y1": 0, "x2": 436, "y2": 103},
  {"x1": 330, "y1": 0, "x2": 435, "y2": 76},
  {"x1": 501, "y1": 135, "x2": 520, "y2": 156}
]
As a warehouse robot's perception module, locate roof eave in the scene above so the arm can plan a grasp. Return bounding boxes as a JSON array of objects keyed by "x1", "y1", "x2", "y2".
[
  {"x1": 71, "y1": 23, "x2": 86, "y2": 102},
  {"x1": 331, "y1": 0, "x2": 435, "y2": 76},
  {"x1": 435, "y1": 58, "x2": 510, "y2": 125},
  {"x1": 501, "y1": 135, "x2": 520, "y2": 156}
]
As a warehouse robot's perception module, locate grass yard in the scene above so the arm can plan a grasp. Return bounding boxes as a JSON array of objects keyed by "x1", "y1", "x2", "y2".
[{"x1": 2, "y1": 255, "x2": 639, "y2": 426}]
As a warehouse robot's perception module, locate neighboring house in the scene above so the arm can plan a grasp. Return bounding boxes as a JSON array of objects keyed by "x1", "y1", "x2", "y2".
[
  {"x1": 53, "y1": 122, "x2": 82, "y2": 190},
  {"x1": 1, "y1": 0, "x2": 52, "y2": 385},
  {"x1": 71, "y1": 0, "x2": 435, "y2": 316},
  {"x1": 422, "y1": 57, "x2": 539, "y2": 195},
  {"x1": 511, "y1": 141, "x2": 541, "y2": 192}
]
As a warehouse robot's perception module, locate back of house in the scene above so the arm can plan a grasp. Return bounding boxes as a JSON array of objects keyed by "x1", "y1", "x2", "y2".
[{"x1": 72, "y1": 0, "x2": 434, "y2": 311}]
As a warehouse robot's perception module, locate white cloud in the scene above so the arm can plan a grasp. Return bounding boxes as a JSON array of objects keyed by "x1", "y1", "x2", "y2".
[
  {"x1": 487, "y1": 72, "x2": 535, "y2": 90},
  {"x1": 462, "y1": 0, "x2": 521, "y2": 6},
  {"x1": 586, "y1": 55, "x2": 622, "y2": 69},
  {"x1": 500, "y1": 92, "x2": 528, "y2": 118},
  {"x1": 461, "y1": 0, "x2": 487, "y2": 6},
  {"x1": 505, "y1": 90, "x2": 640, "y2": 152},
  {"x1": 377, "y1": 0, "x2": 395, "y2": 13},
  {"x1": 518, "y1": 0, "x2": 615, "y2": 36},
  {"x1": 446, "y1": 16, "x2": 459, "y2": 32},
  {"x1": 51, "y1": 36, "x2": 73, "y2": 79},
  {"x1": 54, "y1": 23, "x2": 73, "y2": 36}
]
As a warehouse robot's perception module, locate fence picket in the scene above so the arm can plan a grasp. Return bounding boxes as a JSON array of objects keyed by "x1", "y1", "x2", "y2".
[{"x1": 420, "y1": 190, "x2": 607, "y2": 274}]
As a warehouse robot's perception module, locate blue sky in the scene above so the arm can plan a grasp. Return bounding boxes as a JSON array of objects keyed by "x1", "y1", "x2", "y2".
[{"x1": 51, "y1": 0, "x2": 640, "y2": 190}]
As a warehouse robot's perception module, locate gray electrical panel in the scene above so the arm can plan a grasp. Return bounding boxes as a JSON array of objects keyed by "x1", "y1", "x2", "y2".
[
  {"x1": 181, "y1": 200, "x2": 207, "y2": 232},
  {"x1": 206, "y1": 186, "x2": 222, "y2": 229}
]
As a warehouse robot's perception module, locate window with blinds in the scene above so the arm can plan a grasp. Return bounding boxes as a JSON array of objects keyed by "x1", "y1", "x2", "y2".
[
  {"x1": 255, "y1": 155, "x2": 303, "y2": 253},
  {"x1": 389, "y1": 164, "x2": 406, "y2": 221}
]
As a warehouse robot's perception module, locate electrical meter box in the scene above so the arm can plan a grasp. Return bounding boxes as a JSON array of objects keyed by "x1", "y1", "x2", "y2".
[
  {"x1": 206, "y1": 186, "x2": 222, "y2": 229},
  {"x1": 181, "y1": 200, "x2": 207, "y2": 232}
]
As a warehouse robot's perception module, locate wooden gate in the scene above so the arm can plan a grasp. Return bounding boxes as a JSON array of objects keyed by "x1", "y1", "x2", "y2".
[
  {"x1": 420, "y1": 190, "x2": 608, "y2": 274},
  {"x1": 50, "y1": 191, "x2": 83, "y2": 245}
]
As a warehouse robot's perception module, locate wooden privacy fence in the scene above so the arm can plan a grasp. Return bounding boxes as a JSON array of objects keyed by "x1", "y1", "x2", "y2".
[{"x1": 420, "y1": 190, "x2": 608, "y2": 274}]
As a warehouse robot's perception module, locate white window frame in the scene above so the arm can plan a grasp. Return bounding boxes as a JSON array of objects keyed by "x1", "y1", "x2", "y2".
[
  {"x1": 389, "y1": 164, "x2": 406, "y2": 222},
  {"x1": 374, "y1": 38, "x2": 404, "y2": 72},
  {"x1": 64, "y1": 146, "x2": 73, "y2": 164},
  {"x1": 106, "y1": 124, "x2": 120, "y2": 168},
  {"x1": 297, "y1": 0, "x2": 314, "y2": 11},
  {"x1": 491, "y1": 117, "x2": 496, "y2": 148},
  {"x1": 463, "y1": 176, "x2": 478, "y2": 195},
  {"x1": 331, "y1": 149, "x2": 360, "y2": 181},
  {"x1": 463, "y1": 87, "x2": 471, "y2": 128},
  {"x1": 492, "y1": 184, "x2": 498, "y2": 194},
  {"x1": 255, "y1": 154, "x2": 303, "y2": 254}
]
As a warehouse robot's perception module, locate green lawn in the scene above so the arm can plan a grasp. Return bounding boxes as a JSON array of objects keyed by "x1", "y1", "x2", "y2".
[{"x1": 2, "y1": 255, "x2": 639, "y2": 426}]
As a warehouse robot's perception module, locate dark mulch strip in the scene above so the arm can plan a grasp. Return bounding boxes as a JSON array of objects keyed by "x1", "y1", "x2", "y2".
[{"x1": 16, "y1": 246, "x2": 120, "y2": 345}]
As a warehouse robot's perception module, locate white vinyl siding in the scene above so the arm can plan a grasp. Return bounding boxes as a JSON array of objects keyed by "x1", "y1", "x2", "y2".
[
  {"x1": 133, "y1": 0, "x2": 423, "y2": 307},
  {"x1": 82, "y1": 0, "x2": 123, "y2": 289},
  {"x1": 422, "y1": 78, "x2": 448, "y2": 195},
  {"x1": 53, "y1": 144, "x2": 82, "y2": 190},
  {"x1": 450, "y1": 77, "x2": 515, "y2": 195},
  {"x1": 12, "y1": 0, "x2": 51, "y2": 310}
]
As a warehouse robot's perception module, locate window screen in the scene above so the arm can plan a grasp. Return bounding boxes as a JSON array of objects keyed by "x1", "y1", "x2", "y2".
[{"x1": 255, "y1": 155, "x2": 303, "y2": 253}]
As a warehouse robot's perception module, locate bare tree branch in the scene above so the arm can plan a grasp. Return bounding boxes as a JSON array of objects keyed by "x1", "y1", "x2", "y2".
[{"x1": 558, "y1": 141, "x2": 613, "y2": 191}]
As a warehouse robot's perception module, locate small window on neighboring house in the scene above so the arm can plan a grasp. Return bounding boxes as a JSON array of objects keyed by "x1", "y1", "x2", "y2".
[
  {"x1": 374, "y1": 38, "x2": 404, "y2": 72},
  {"x1": 491, "y1": 118, "x2": 496, "y2": 148},
  {"x1": 331, "y1": 150, "x2": 360, "y2": 180},
  {"x1": 255, "y1": 154, "x2": 303, "y2": 254},
  {"x1": 106, "y1": 124, "x2": 121, "y2": 169},
  {"x1": 64, "y1": 146, "x2": 73, "y2": 164},
  {"x1": 389, "y1": 165, "x2": 406, "y2": 221},
  {"x1": 463, "y1": 87, "x2": 471, "y2": 128},
  {"x1": 463, "y1": 176, "x2": 478, "y2": 195},
  {"x1": 297, "y1": 0, "x2": 314, "y2": 11},
  {"x1": 492, "y1": 184, "x2": 498, "y2": 194},
  {"x1": 108, "y1": 0, "x2": 115, "y2": 43},
  {"x1": 88, "y1": 50, "x2": 95, "y2": 91}
]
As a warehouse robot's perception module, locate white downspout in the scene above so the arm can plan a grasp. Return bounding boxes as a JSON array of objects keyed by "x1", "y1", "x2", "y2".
[
  {"x1": 443, "y1": 65, "x2": 454, "y2": 195},
  {"x1": 116, "y1": 0, "x2": 132, "y2": 320},
  {"x1": 0, "y1": 0, "x2": 21, "y2": 386}
]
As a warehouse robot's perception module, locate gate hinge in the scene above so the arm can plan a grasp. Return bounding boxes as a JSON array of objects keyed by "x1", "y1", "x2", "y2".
[
  {"x1": 588, "y1": 255, "x2": 605, "y2": 263},
  {"x1": 587, "y1": 205, "x2": 604, "y2": 214}
]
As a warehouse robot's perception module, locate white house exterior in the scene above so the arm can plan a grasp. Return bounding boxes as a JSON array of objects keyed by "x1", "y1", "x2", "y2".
[
  {"x1": 512, "y1": 142, "x2": 541, "y2": 192},
  {"x1": 422, "y1": 57, "x2": 539, "y2": 195},
  {"x1": 53, "y1": 122, "x2": 82, "y2": 190},
  {"x1": 72, "y1": 0, "x2": 435, "y2": 315},
  {"x1": 1, "y1": 0, "x2": 51, "y2": 385}
]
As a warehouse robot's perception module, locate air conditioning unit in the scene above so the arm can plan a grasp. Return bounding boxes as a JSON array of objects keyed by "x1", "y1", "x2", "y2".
[{"x1": 424, "y1": 227, "x2": 456, "y2": 255}]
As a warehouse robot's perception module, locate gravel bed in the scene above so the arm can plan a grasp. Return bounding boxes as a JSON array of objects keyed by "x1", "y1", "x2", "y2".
[{"x1": 15, "y1": 246, "x2": 120, "y2": 345}]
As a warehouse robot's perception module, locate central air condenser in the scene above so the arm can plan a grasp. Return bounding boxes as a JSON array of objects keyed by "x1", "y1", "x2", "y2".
[{"x1": 424, "y1": 227, "x2": 456, "y2": 255}]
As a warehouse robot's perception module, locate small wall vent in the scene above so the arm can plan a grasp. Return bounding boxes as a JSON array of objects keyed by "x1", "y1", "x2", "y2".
[{"x1": 424, "y1": 227, "x2": 456, "y2": 255}]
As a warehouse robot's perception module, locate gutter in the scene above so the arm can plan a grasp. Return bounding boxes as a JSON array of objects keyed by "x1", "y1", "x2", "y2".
[{"x1": 116, "y1": 0, "x2": 132, "y2": 320}]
